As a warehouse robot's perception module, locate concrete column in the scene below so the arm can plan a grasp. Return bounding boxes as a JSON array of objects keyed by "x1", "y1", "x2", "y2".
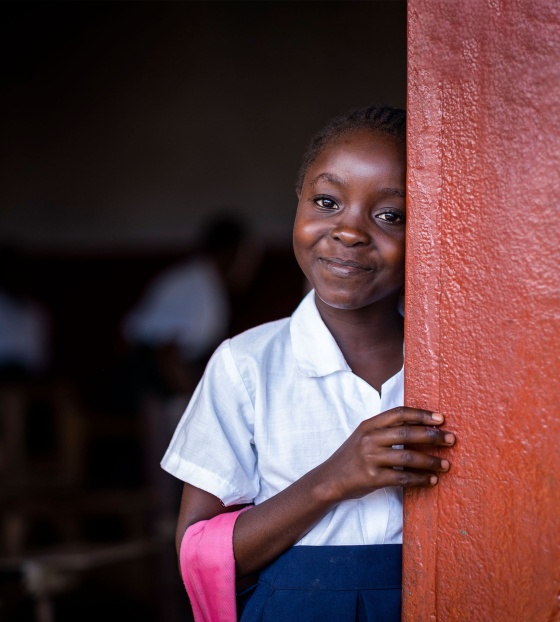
[{"x1": 404, "y1": 1, "x2": 560, "y2": 619}]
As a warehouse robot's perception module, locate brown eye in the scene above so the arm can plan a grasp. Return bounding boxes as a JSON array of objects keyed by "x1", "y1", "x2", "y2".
[
  {"x1": 376, "y1": 210, "x2": 405, "y2": 224},
  {"x1": 315, "y1": 197, "x2": 338, "y2": 210}
]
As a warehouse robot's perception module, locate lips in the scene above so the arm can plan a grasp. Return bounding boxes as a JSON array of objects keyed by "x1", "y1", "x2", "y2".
[{"x1": 319, "y1": 257, "x2": 374, "y2": 277}]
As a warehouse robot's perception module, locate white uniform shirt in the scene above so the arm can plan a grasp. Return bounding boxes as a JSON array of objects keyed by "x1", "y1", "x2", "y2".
[{"x1": 161, "y1": 290, "x2": 404, "y2": 545}]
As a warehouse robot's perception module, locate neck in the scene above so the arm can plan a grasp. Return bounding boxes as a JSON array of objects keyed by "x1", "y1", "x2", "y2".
[{"x1": 314, "y1": 293, "x2": 404, "y2": 391}]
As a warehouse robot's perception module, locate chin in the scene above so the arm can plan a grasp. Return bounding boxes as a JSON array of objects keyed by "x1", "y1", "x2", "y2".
[
  {"x1": 313, "y1": 284, "x2": 402, "y2": 313},
  {"x1": 314, "y1": 289, "x2": 372, "y2": 311}
]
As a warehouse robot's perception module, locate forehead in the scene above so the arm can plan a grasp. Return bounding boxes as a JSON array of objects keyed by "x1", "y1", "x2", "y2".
[{"x1": 306, "y1": 129, "x2": 405, "y2": 183}]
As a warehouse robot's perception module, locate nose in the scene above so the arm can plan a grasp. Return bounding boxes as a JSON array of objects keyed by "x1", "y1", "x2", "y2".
[{"x1": 331, "y1": 220, "x2": 371, "y2": 247}]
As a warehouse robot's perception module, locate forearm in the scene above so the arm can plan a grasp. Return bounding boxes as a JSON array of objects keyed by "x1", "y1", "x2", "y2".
[
  {"x1": 233, "y1": 463, "x2": 337, "y2": 577},
  {"x1": 177, "y1": 408, "x2": 453, "y2": 579}
]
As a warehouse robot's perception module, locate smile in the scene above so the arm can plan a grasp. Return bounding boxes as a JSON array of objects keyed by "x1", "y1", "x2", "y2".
[{"x1": 319, "y1": 257, "x2": 374, "y2": 277}]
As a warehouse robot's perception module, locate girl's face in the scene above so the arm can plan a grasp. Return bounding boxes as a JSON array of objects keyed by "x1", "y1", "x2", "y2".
[{"x1": 293, "y1": 129, "x2": 406, "y2": 312}]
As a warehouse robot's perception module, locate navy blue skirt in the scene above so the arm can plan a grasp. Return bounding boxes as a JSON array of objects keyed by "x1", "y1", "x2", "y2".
[{"x1": 238, "y1": 544, "x2": 402, "y2": 621}]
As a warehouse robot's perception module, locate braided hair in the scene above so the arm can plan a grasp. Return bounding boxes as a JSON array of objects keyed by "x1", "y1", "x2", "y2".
[{"x1": 295, "y1": 105, "x2": 406, "y2": 192}]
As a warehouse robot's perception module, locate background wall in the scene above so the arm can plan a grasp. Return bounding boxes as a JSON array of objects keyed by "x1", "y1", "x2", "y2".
[
  {"x1": 0, "y1": 4, "x2": 407, "y2": 621},
  {"x1": 0, "y1": 0, "x2": 407, "y2": 420},
  {"x1": 404, "y1": 1, "x2": 560, "y2": 620},
  {"x1": 1, "y1": 1, "x2": 406, "y2": 252}
]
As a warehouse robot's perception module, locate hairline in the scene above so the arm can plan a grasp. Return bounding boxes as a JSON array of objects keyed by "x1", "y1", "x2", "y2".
[{"x1": 296, "y1": 125, "x2": 406, "y2": 193}]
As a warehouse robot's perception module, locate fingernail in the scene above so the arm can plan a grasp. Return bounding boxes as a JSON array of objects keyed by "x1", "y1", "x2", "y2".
[
  {"x1": 431, "y1": 413, "x2": 443, "y2": 422},
  {"x1": 444, "y1": 433, "x2": 455, "y2": 444},
  {"x1": 430, "y1": 475, "x2": 438, "y2": 485},
  {"x1": 441, "y1": 459, "x2": 450, "y2": 471}
]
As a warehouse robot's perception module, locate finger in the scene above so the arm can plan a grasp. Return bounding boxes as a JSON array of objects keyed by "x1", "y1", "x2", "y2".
[
  {"x1": 390, "y1": 425, "x2": 455, "y2": 447},
  {"x1": 380, "y1": 448, "x2": 451, "y2": 472},
  {"x1": 375, "y1": 468, "x2": 440, "y2": 489},
  {"x1": 366, "y1": 406, "x2": 444, "y2": 430},
  {"x1": 366, "y1": 424, "x2": 455, "y2": 448}
]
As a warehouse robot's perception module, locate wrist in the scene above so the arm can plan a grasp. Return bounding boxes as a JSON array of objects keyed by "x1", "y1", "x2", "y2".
[{"x1": 305, "y1": 465, "x2": 344, "y2": 507}]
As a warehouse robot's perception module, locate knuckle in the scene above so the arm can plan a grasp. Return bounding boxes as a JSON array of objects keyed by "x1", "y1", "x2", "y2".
[
  {"x1": 431, "y1": 456, "x2": 441, "y2": 469},
  {"x1": 398, "y1": 472, "x2": 410, "y2": 486},
  {"x1": 387, "y1": 406, "x2": 404, "y2": 420},
  {"x1": 397, "y1": 426, "x2": 411, "y2": 440},
  {"x1": 401, "y1": 450, "x2": 414, "y2": 466},
  {"x1": 357, "y1": 431, "x2": 370, "y2": 449},
  {"x1": 425, "y1": 427, "x2": 439, "y2": 442}
]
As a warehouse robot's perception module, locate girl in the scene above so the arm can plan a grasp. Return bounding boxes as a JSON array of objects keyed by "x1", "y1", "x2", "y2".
[{"x1": 161, "y1": 106, "x2": 455, "y2": 621}]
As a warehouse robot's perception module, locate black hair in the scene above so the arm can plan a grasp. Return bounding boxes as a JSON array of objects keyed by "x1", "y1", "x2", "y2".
[{"x1": 295, "y1": 105, "x2": 406, "y2": 192}]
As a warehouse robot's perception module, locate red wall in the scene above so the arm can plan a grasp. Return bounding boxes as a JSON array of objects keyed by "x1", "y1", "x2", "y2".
[{"x1": 404, "y1": 1, "x2": 560, "y2": 619}]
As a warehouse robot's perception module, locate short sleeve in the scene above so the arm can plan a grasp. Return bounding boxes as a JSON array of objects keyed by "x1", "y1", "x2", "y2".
[{"x1": 161, "y1": 340, "x2": 258, "y2": 506}]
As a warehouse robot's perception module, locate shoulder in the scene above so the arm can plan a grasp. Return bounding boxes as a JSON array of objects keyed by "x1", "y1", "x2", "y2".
[
  {"x1": 208, "y1": 317, "x2": 292, "y2": 399},
  {"x1": 228, "y1": 317, "x2": 291, "y2": 359},
  {"x1": 224, "y1": 292, "x2": 319, "y2": 373}
]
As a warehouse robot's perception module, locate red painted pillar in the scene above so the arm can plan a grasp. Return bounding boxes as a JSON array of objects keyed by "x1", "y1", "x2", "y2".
[{"x1": 403, "y1": 2, "x2": 560, "y2": 620}]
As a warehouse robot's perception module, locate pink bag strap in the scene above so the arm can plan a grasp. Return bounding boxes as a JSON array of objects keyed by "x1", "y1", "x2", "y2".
[{"x1": 180, "y1": 507, "x2": 251, "y2": 622}]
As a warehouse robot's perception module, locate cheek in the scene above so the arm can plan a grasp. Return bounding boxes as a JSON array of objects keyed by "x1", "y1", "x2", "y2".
[
  {"x1": 380, "y1": 237, "x2": 406, "y2": 277},
  {"x1": 293, "y1": 220, "x2": 321, "y2": 279},
  {"x1": 293, "y1": 216, "x2": 321, "y2": 253}
]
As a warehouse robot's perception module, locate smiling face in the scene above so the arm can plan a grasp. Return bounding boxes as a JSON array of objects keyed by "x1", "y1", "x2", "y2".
[{"x1": 293, "y1": 129, "x2": 406, "y2": 313}]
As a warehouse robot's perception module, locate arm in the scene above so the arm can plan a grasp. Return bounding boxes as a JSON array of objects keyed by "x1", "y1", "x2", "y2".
[
  {"x1": 177, "y1": 407, "x2": 455, "y2": 579},
  {"x1": 176, "y1": 485, "x2": 257, "y2": 592},
  {"x1": 176, "y1": 483, "x2": 245, "y2": 558}
]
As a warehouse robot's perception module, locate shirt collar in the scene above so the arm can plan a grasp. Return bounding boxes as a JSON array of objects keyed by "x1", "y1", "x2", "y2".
[{"x1": 290, "y1": 290, "x2": 351, "y2": 377}]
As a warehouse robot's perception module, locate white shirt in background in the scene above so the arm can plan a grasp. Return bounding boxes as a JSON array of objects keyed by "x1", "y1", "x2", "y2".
[
  {"x1": 122, "y1": 257, "x2": 229, "y2": 363},
  {"x1": 0, "y1": 292, "x2": 50, "y2": 372}
]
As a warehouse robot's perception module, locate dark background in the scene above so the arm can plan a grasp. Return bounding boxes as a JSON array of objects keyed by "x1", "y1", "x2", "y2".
[
  {"x1": 0, "y1": 2, "x2": 405, "y2": 620},
  {"x1": 1, "y1": 1, "x2": 406, "y2": 250}
]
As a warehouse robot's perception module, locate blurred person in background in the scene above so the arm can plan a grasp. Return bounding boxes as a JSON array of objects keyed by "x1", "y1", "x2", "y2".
[
  {"x1": 120, "y1": 212, "x2": 257, "y2": 412},
  {"x1": 118, "y1": 211, "x2": 259, "y2": 547},
  {"x1": 0, "y1": 244, "x2": 51, "y2": 383}
]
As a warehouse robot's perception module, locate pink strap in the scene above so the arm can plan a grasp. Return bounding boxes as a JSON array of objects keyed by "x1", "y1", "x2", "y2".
[{"x1": 180, "y1": 507, "x2": 251, "y2": 622}]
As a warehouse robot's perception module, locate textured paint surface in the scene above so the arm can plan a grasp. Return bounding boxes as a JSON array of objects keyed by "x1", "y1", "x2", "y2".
[{"x1": 404, "y1": 1, "x2": 560, "y2": 620}]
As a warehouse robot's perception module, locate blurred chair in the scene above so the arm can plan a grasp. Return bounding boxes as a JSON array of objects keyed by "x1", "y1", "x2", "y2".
[{"x1": 0, "y1": 380, "x2": 168, "y2": 621}]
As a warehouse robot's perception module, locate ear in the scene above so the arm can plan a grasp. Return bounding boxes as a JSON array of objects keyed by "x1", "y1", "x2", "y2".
[{"x1": 295, "y1": 188, "x2": 301, "y2": 200}]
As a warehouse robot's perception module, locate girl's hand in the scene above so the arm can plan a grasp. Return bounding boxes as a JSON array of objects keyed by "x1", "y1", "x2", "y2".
[
  {"x1": 179, "y1": 408, "x2": 455, "y2": 579},
  {"x1": 315, "y1": 407, "x2": 455, "y2": 503}
]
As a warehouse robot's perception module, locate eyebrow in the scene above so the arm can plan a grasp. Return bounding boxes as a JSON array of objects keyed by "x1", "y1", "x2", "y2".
[
  {"x1": 309, "y1": 172, "x2": 349, "y2": 188},
  {"x1": 379, "y1": 187, "x2": 406, "y2": 198},
  {"x1": 309, "y1": 173, "x2": 405, "y2": 198}
]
